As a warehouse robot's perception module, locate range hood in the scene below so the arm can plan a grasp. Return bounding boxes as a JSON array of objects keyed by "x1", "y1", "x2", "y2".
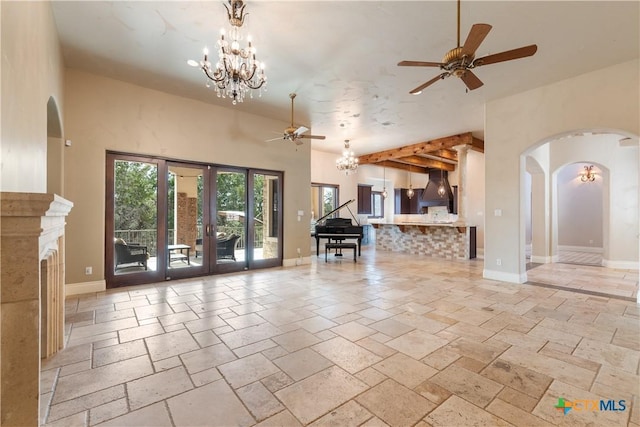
[{"x1": 421, "y1": 170, "x2": 454, "y2": 212}]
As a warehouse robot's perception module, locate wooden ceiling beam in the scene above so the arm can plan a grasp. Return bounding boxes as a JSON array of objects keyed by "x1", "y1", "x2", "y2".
[
  {"x1": 358, "y1": 132, "x2": 483, "y2": 165},
  {"x1": 395, "y1": 155, "x2": 456, "y2": 171}
]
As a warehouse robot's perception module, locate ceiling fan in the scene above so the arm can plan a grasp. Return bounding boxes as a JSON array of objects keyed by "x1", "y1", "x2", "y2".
[
  {"x1": 398, "y1": 0, "x2": 537, "y2": 94},
  {"x1": 266, "y1": 93, "x2": 326, "y2": 145}
]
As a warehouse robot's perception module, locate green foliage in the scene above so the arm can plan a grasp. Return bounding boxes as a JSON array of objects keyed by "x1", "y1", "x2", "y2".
[{"x1": 114, "y1": 161, "x2": 158, "y2": 231}]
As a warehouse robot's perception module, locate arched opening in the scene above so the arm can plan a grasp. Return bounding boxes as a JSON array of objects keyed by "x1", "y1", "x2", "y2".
[
  {"x1": 46, "y1": 96, "x2": 64, "y2": 195},
  {"x1": 522, "y1": 130, "x2": 638, "y2": 301}
]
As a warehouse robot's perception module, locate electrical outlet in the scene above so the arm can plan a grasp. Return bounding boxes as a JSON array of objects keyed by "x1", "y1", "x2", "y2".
[
  {"x1": 85, "y1": 266, "x2": 92, "y2": 275},
  {"x1": 496, "y1": 259, "x2": 502, "y2": 266}
]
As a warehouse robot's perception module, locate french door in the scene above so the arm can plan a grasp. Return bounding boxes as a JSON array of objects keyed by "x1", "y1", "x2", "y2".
[{"x1": 106, "y1": 153, "x2": 283, "y2": 287}]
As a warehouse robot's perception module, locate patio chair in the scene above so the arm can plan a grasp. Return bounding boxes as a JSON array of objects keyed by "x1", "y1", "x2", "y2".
[
  {"x1": 217, "y1": 234, "x2": 240, "y2": 261},
  {"x1": 114, "y1": 238, "x2": 148, "y2": 270}
]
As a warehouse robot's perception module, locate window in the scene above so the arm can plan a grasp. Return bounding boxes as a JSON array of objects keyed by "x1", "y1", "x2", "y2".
[
  {"x1": 371, "y1": 191, "x2": 385, "y2": 218},
  {"x1": 311, "y1": 183, "x2": 339, "y2": 221}
]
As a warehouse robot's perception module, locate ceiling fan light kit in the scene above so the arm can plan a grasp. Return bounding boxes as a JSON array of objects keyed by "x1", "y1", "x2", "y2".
[
  {"x1": 399, "y1": 0, "x2": 537, "y2": 94},
  {"x1": 193, "y1": 0, "x2": 267, "y2": 105}
]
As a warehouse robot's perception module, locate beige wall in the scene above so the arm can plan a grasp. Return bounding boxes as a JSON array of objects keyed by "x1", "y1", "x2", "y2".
[
  {"x1": 1, "y1": 1, "x2": 65, "y2": 193},
  {"x1": 485, "y1": 59, "x2": 639, "y2": 283},
  {"x1": 63, "y1": 70, "x2": 311, "y2": 285}
]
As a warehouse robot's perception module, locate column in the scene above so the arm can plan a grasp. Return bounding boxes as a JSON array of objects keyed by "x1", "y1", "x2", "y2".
[{"x1": 453, "y1": 144, "x2": 470, "y2": 225}]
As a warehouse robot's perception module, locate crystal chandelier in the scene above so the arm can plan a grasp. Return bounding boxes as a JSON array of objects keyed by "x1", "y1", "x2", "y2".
[
  {"x1": 193, "y1": 0, "x2": 266, "y2": 105},
  {"x1": 336, "y1": 140, "x2": 359, "y2": 174}
]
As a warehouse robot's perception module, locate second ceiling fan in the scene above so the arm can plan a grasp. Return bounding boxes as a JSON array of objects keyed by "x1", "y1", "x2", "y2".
[
  {"x1": 398, "y1": 0, "x2": 538, "y2": 94},
  {"x1": 266, "y1": 93, "x2": 326, "y2": 145}
]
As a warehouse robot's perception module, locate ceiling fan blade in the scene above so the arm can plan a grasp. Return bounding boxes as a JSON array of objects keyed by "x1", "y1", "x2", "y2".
[
  {"x1": 460, "y1": 70, "x2": 484, "y2": 90},
  {"x1": 474, "y1": 44, "x2": 538, "y2": 67},
  {"x1": 409, "y1": 73, "x2": 448, "y2": 95},
  {"x1": 265, "y1": 136, "x2": 283, "y2": 142},
  {"x1": 299, "y1": 135, "x2": 326, "y2": 140},
  {"x1": 461, "y1": 23, "x2": 492, "y2": 57},
  {"x1": 294, "y1": 126, "x2": 309, "y2": 135},
  {"x1": 398, "y1": 60, "x2": 444, "y2": 68}
]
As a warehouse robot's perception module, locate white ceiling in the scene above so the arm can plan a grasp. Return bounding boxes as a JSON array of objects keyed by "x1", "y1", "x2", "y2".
[{"x1": 51, "y1": 1, "x2": 639, "y2": 156}]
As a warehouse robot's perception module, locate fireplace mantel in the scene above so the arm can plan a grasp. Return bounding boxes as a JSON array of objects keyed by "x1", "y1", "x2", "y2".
[{"x1": 1, "y1": 192, "x2": 73, "y2": 426}]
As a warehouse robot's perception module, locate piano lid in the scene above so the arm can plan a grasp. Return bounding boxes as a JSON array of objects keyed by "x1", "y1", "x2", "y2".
[{"x1": 315, "y1": 199, "x2": 359, "y2": 226}]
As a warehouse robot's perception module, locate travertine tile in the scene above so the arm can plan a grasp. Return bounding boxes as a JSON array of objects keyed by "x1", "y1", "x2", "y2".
[
  {"x1": 369, "y1": 318, "x2": 415, "y2": 337},
  {"x1": 236, "y1": 381, "x2": 285, "y2": 422},
  {"x1": 573, "y1": 338, "x2": 640, "y2": 373},
  {"x1": 308, "y1": 400, "x2": 373, "y2": 427},
  {"x1": 88, "y1": 398, "x2": 128, "y2": 426},
  {"x1": 180, "y1": 342, "x2": 237, "y2": 374},
  {"x1": 97, "y1": 402, "x2": 172, "y2": 426},
  {"x1": 273, "y1": 348, "x2": 333, "y2": 381},
  {"x1": 272, "y1": 329, "x2": 321, "y2": 352},
  {"x1": 218, "y1": 352, "x2": 281, "y2": 388},
  {"x1": 92, "y1": 340, "x2": 146, "y2": 368},
  {"x1": 47, "y1": 385, "x2": 124, "y2": 423},
  {"x1": 356, "y1": 379, "x2": 435, "y2": 427},
  {"x1": 144, "y1": 329, "x2": 199, "y2": 361},
  {"x1": 118, "y1": 323, "x2": 165, "y2": 343},
  {"x1": 480, "y1": 359, "x2": 552, "y2": 399},
  {"x1": 53, "y1": 356, "x2": 151, "y2": 404},
  {"x1": 431, "y1": 364, "x2": 503, "y2": 407},
  {"x1": 312, "y1": 336, "x2": 382, "y2": 374},
  {"x1": 385, "y1": 329, "x2": 449, "y2": 359},
  {"x1": 168, "y1": 380, "x2": 254, "y2": 426},
  {"x1": 330, "y1": 321, "x2": 377, "y2": 341},
  {"x1": 486, "y1": 398, "x2": 553, "y2": 426},
  {"x1": 275, "y1": 366, "x2": 368, "y2": 424},
  {"x1": 372, "y1": 352, "x2": 437, "y2": 388},
  {"x1": 127, "y1": 366, "x2": 193, "y2": 410},
  {"x1": 425, "y1": 395, "x2": 512, "y2": 426},
  {"x1": 254, "y1": 410, "x2": 302, "y2": 427},
  {"x1": 218, "y1": 322, "x2": 283, "y2": 349}
]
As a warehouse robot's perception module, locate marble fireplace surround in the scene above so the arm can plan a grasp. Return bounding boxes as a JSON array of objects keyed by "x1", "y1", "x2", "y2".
[{"x1": 0, "y1": 192, "x2": 73, "y2": 426}]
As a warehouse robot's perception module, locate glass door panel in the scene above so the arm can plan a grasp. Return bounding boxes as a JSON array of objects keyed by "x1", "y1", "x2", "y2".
[
  {"x1": 165, "y1": 163, "x2": 209, "y2": 279},
  {"x1": 215, "y1": 169, "x2": 247, "y2": 272},
  {"x1": 251, "y1": 172, "x2": 282, "y2": 267},
  {"x1": 106, "y1": 155, "x2": 165, "y2": 286}
]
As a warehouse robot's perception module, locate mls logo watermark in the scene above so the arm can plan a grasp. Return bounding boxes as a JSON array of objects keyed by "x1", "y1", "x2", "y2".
[{"x1": 555, "y1": 397, "x2": 627, "y2": 415}]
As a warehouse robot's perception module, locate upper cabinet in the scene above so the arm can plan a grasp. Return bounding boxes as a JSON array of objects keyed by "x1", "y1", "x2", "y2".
[{"x1": 394, "y1": 188, "x2": 423, "y2": 214}]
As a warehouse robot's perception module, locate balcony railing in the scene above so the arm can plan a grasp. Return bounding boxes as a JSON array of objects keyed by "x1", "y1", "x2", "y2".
[{"x1": 115, "y1": 226, "x2": 263, "y2": 257}]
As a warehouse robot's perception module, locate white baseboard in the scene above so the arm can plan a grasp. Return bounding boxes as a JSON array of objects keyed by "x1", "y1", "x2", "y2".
[
  {"x1": 602, "y1": 259, "x2": 639, "y2": 270},
  {"x1": 282, "y1": 256, "x2": 311, "y2": 267},
  {"x1": 530, "y1": 255, "x2": 552, "y2": 264},
  {"x1": 558, "y1": 245, "x2": 603, "y2": 254},
  {"x1": 483, "y1": 269, "x2": 527, "y2": 284},
  {"x1": 66, "y1": 280, "x2": 106, "y2": 296}
]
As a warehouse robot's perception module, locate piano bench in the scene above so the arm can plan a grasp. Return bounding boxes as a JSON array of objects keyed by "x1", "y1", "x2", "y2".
[{"x1": 325, "y1": 242, "x2": 357, "y2": 262}]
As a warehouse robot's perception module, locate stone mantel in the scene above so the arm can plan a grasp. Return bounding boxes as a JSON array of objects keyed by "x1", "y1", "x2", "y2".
[{"x1": 1, "y1": 192, "x2": 73, "y2": 426}]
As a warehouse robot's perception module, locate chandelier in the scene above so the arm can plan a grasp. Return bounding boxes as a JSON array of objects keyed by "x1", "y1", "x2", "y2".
[
  {"x1": 406, "y1": 165, "x2": 414, "y2": 199},
  {"x1": 192, "y1": 0, "x2": 266, "y2": 105},
  {"x1": 336, "y1": 140, "x2": 359, "y2": 174},
  {"x1": 580, "y1": 165, "x2": 596, "y2": 182}
]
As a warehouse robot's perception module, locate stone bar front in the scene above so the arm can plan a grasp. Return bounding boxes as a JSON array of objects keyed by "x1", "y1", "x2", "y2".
[{"x1": 372, "y1": 223, "x2": 476, "y2": 260}]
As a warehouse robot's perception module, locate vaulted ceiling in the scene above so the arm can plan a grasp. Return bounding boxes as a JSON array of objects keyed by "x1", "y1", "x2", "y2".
[{"x1": 51, "y1": 1, "x2": 639, "y2": 159}]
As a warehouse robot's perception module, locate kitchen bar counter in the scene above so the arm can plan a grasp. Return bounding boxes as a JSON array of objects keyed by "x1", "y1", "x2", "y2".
[{"x1": 371, "y1": 222, "x2": 476, "y2": 259}]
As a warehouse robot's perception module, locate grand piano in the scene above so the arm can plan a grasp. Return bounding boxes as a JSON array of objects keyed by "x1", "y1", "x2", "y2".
[{"x1": 313, "y1": 199, "x2": 364, "y2": 257}]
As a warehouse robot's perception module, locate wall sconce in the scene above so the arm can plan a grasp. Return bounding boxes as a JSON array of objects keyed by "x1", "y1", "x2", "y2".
[{"x1": 580, "y1": 165, "x2": 596, "y2": 182}]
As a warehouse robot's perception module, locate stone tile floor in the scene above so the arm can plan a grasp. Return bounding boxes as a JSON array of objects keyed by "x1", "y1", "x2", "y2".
[{"x1": 43, "y1": 249, "x2": 639, "y2": 426}]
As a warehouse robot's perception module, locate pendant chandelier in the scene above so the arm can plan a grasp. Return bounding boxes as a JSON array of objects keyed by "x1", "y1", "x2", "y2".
[
  {"x1": 192, "y1": 0, "x2": 267, "y2": 105},
  {"x1": 406, "y1": 165, "x2": 414, "y2": 199},
  {"x1": 437, "y1": 168, "x2": 446, "y2": 197},
  {"x1": 336, "y1": 140, "x2": 359, "y2": 174},
  {"x1": 382, "y1": 166, "x2": 388, "y2": 199}
]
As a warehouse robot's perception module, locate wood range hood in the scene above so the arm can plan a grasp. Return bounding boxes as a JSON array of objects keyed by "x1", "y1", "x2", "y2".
[{"x1": 357, "y1": 132, "x2": 484, "y2": 175}]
